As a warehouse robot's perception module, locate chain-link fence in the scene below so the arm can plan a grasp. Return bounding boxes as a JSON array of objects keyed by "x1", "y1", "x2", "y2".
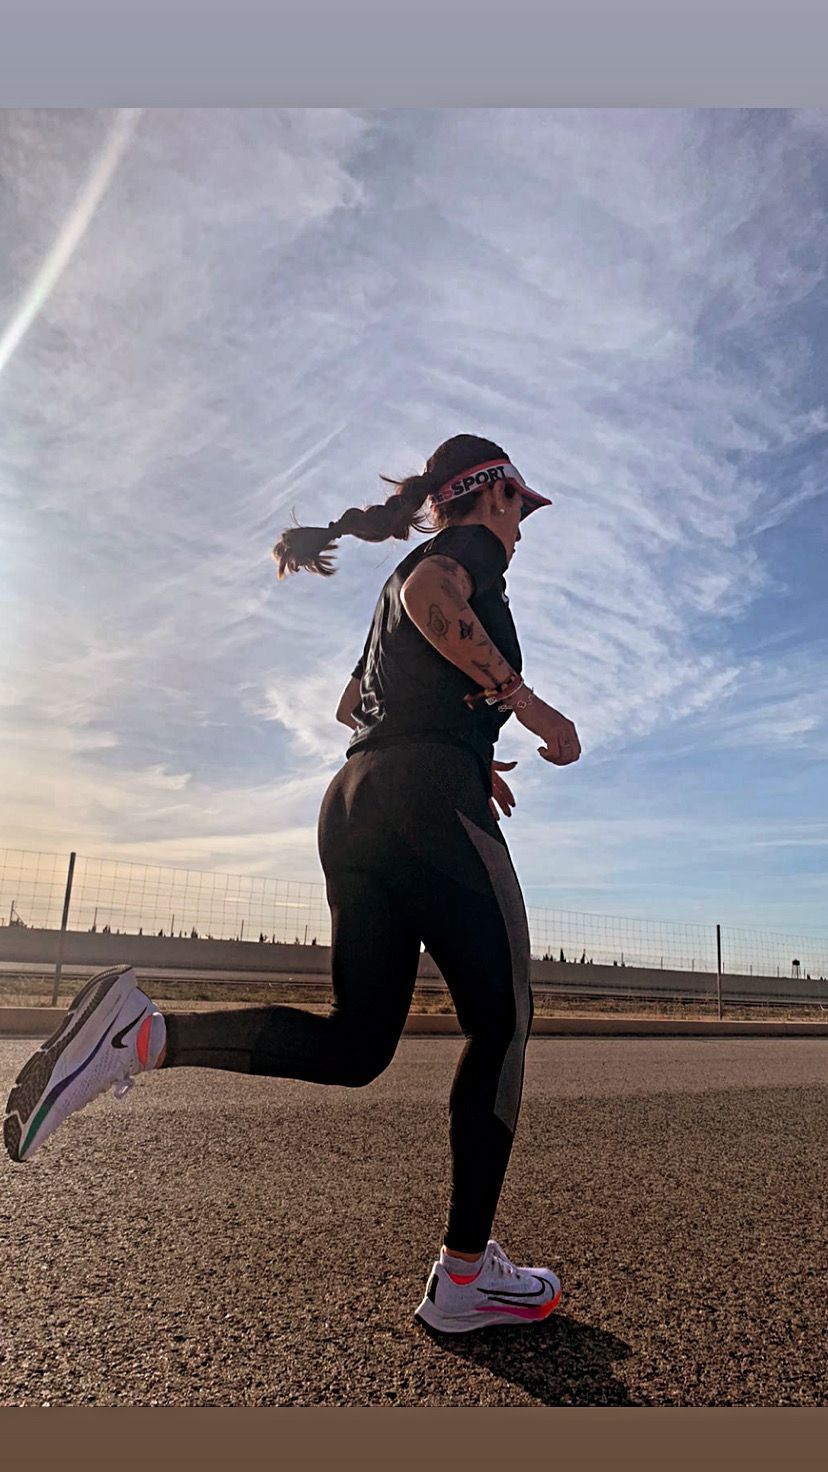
[
  {"x1": 2, "y1": 847, "x2": 827, "y2": 982},
  {"x1": 524, "y1": 907, "x2": 720, "y2": 973},
  {"x1": 0, "y1": 849, "x2": 329, "y2": 947},
  {"x1": 0, "y1": 850, "x2": 68, "y2": 935}
]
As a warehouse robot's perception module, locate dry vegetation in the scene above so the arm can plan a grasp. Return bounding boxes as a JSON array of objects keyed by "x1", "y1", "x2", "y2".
[{"x1": 0, "y1": 972, "x2": 824, "y2": 1023}]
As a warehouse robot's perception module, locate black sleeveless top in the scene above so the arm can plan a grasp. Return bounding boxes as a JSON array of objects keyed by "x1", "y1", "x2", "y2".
[{"x1": 346, "y1": 523, "x2": 522, "y2": 787}]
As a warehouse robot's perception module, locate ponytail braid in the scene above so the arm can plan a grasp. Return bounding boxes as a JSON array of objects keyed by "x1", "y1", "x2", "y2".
[
  {"x1": 272, "y1": 472, "x2": 435, "y2": 579},
  {"x1": 271, "y1": 432, "x2": 509, "y2": 579}
]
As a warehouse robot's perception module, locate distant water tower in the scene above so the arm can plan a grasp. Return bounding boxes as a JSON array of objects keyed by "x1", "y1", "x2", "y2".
[{"x1": 791, "y1": 957, "x2": 801, "y2": 979}]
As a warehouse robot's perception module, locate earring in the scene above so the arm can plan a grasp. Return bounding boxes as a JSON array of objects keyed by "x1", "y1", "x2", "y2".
[{"x1": 498, "y1": 508, "x2": 506, "y2": 515}]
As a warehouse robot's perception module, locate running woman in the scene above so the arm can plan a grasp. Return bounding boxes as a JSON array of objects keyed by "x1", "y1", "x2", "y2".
[{"x1": 4, "y1": 434, "x2": 581, "y2": 1335}]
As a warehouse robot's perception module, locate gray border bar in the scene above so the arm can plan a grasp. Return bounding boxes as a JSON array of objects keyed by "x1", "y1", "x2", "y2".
[{"x1": 2, "y1": 2, "x2": 828, "y2": 105}]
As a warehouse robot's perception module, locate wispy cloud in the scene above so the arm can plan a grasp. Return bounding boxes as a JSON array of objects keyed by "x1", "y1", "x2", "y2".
[{"x1": 2, "y1": 108, "x2": 826, "y2": 925}]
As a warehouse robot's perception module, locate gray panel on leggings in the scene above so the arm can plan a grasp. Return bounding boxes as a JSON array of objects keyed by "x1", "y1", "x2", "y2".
[{"x1": 456, "y1": 811, "x2": 532, "y2": 1134}]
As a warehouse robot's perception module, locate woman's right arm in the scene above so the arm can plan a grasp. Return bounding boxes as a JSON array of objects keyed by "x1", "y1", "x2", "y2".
[
  {"x1": 400, "y1": 555, "x2": 517, "y2": 690},
  {"x1": 401, "y1": 556, "x2": 581, "y2": 767}
]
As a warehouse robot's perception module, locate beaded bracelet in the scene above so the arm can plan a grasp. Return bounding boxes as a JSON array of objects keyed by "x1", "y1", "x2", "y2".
[
  {"x1": 498, "y1": 685, "x2": 535, "y2": 714},
  {"x1": 463, "y1": 672, "x2": 523, "y2": 710}
]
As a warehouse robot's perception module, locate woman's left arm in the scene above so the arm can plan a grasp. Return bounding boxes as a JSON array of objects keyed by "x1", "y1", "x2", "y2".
[
  {"x1": 335, "y1": 674, "x2": 362, "y2": 729},
  {"x1": 489, "y1": 759, "x2": 518, "y2": 821}
]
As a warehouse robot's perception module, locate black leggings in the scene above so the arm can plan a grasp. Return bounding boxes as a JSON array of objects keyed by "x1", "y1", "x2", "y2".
[{"x1": 163, "y1": 742, "x2": 534, "y2": 1252}]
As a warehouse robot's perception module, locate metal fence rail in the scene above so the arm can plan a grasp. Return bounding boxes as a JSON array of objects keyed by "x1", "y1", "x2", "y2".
[
  {"x1": 525, "y1": 906, "x2": 718, "y2": 974},
  {"x1": 1, "y1": 847, "x2": 827, "y2": 983}
]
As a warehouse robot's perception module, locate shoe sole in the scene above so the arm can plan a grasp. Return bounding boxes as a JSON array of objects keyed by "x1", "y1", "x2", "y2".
[
  {"x1": 414, "y1": 1282, "x2": 562, "y2": 1334},
  {"x1": 3, "y1": 965, "x2": 137, "y2": 1163}
]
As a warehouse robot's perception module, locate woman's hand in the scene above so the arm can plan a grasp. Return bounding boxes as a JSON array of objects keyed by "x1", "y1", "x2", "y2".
[
  {"x1": 515, "y1": 696, "x2": 581, "y2": 766},
  {"x1": 489, "y1": 759, "x2": 518, "y2": 822}
]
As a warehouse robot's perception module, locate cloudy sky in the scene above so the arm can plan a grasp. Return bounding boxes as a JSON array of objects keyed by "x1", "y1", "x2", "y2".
[{"x1": 2, "y1": 108, "x2": 827, "y2": 937}]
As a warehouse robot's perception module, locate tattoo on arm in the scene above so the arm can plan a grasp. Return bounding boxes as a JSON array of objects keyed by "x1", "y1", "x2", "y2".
[
  {"x1": 438, "y1": 577, "x2": 468, "y2": 611},
  {"x1": 475, "y1": 638, "x2": 497, "y2": 662},
  {"x1": 406, "y1": 559, "x2": 512, "y2": 685},
  {"x1": 428, "y1": 556, "x2": 474, "y2": 602},
  {"x1": 428, "y1": 603, "x2": 449, "y2": 640}
]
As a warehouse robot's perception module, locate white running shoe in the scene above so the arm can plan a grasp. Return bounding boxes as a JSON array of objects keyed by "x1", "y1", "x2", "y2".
[
  {"x1": 3, "y1": 966, "x2": 166, "y2": 1163},
  {"x1": 487, "y1": 1237, "x2": 560, "y2": 1291},
  {"x1": 414, "y1": 1239, "x2": 562, "y2": 1334}
]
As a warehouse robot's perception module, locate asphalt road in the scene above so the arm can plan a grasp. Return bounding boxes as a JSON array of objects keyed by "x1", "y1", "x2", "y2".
[{"x1": 1, "y1": 1038, "x2": 826, "y2": 1407}]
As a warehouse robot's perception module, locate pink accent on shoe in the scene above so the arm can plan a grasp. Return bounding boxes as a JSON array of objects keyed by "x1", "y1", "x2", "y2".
[
  {"x1": 446, "y1": 1268, "x2": 482, "y2": 1285},
  {"x1": 136, "y1": 1014, "x2": 154, "y2": 1070},
  {"x1": 475, "y1": 1291, "x2": 561, "y2": 1320}
]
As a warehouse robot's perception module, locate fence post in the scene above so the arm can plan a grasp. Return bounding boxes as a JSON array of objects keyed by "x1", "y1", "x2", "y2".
[
  {"x1": 52, "y1": 852, "x2": 76, "y2": 1006},
  {"x1": 716, "y1": 923, "x2": 723, "y2": 1021}
]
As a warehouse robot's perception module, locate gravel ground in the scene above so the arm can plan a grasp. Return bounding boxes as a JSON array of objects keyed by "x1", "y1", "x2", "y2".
[{"x1": 0, "y1": 1037, "x2": 826, "y2": 1408}]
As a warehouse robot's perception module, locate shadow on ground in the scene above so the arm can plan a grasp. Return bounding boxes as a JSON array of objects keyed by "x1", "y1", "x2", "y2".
[{"x1": 416, "y1": 1312, "x2": 642, "y2": 1406}]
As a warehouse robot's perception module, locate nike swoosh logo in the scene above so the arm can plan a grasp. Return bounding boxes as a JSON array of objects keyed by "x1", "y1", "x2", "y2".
[
  {"x1": 477, "y1": 1276, "x2": 550, "y2": 1300},
  {"x1": 111, "y1": 1011, "x2": 147, "y2": 1049}
]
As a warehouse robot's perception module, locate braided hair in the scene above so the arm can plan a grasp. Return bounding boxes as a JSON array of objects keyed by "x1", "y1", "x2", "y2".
[{"x1": 272, "y1": 433, "x2": 513, "y2": 579}]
